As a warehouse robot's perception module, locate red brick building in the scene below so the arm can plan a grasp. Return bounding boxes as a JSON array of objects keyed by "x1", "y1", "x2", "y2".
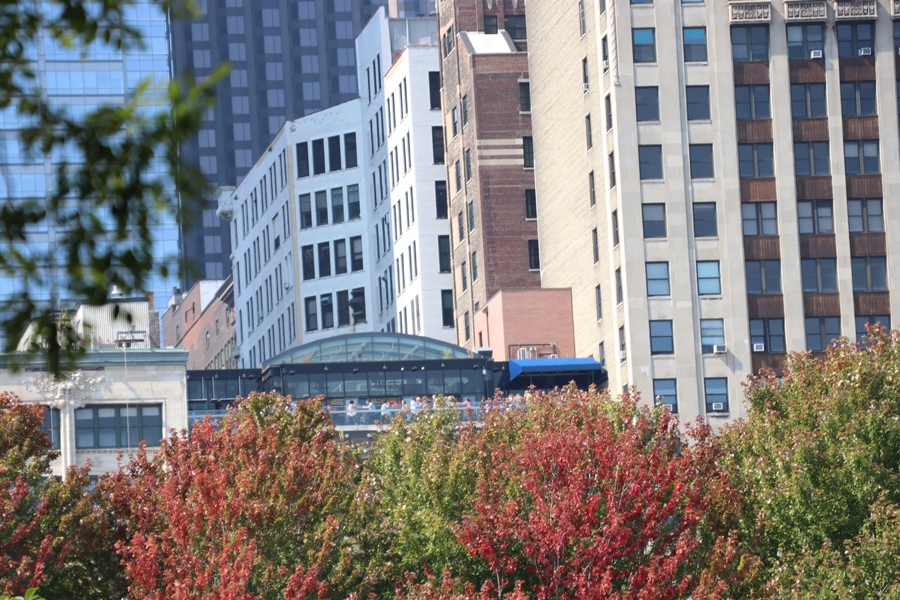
[{"x1": 437, "y1": 0, "x2": 541, "y2": 350}]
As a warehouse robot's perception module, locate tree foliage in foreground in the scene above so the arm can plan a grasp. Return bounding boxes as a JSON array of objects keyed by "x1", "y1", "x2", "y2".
[
  {"x1": 0, "y1": 392, "x2": 96, "y2": 597},
  {"x1": 100, "y1": 393, "x2": 357, "y2": 600},
  {"x1": 0, "y1": 0, "x2": 221, "y2": 374},
  {"x1": 721, "y1": 327, "x2": 900, "y2": 598}
]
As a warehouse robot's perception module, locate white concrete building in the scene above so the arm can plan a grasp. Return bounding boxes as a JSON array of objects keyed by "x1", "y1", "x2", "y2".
[{"x1": 219, "y1": 8, "x2": 454, "y2": 368}]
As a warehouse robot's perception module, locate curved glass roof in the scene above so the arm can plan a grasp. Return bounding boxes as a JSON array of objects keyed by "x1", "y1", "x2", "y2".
[{"x1": 264, "y1": 332, "x2": 473, "y2": 365}]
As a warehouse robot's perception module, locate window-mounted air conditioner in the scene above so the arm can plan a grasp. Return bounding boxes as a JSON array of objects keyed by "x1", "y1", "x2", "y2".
[
  {"x1": 232, "y1": 345, "x2": 241, "y2": 358},
  {"x1": 858, "y1": 47, "x2": 872, "y2": 56},
  {"x1": 710, "y1": 402, "x2": 726, "y2": 412},
  {"x1": 602, "y1": 59, "x2": 609, "y2": 70},
  {"x1": 517, "y1": 347, "x2": 529, "y2": 359},
  {"x1": 810, "y1": 49, "x2": 823, "y2": 59},
  {"x1": 752, "y1": 342, "x2": 766, "y2": 352},
  {"x1": 618, "y1": 350, "x2": 627, "y2": 361},
  {"x1": 547, "y1": 353, "x2": 558, "y2": 359},
  {"x1": 581, "y1": 82, "x2": 590, "y2": 93},
  {"x1": 713, "y1": 344, "x2": 727, "y2": 355}
]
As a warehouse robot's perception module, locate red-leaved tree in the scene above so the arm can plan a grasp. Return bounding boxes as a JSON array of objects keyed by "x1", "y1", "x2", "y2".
[
  {"x1": 0, "y1": 392, "x2": 92, "y2": 596},
  {"x1": 99, "y1": 393, "x2": 356, "y2": 600},
  {"x1": 458, "y1": 387, "x2": 754, "y2": 599}
]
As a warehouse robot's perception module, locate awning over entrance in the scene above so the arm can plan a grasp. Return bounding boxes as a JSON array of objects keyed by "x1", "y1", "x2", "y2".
[{"x1": 508, "y1": 358, "x2": 604, "y2": 381}]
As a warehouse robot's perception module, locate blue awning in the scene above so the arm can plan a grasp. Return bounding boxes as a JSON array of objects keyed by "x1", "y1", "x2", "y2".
[{"x1": 508, "y1": 357, "x2": 605, "y2": 380}]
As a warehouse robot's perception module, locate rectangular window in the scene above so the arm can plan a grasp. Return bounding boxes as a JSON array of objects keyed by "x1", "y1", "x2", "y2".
[
  {"x1": 317, "y1": 242, "x2": 331, "y2": 277},
  {"x1": 463, "y1": 311, "x2": 471, "y2": 340},
  {"x1": 690, "y1": 144, "x2": 714, "y2": 179},
  {"x1": 750, "y1": 318, "x2": 786, "y2": 352},
  {"x1": 320, "y1": 294, "x2": 334, "y2": 329},
  {"x1": 806, "y1": 316, "x2": 841, "y2": 351},
  {"x1": 585, "y1": 115, "x2": 593, "y2": 149},
  {"x1": 431, "y1": 126, "x2": 445, "y2": 164},
  {"x1": 704, "y1": 378, "x2": 729, "y2": 413},
  {"x1": 461, "y1": 95, "x2": 469, "y2": 124},
  {"x1": 588, "y1": 171, "x2": 597, "y2": 206},
  {"x1": 611, "y1": 210, "x2": 619, "y2": 246},
  {"x1": 619, "y1": 325, "x2": 626, "y2": 359},
  {"x1": 460, "y1": 260, "x2": 468, "y2": 291},
  {"x1": 852, "y1": 256, "x2": 888, "y2": 291},
  {"x1": 350, "y1": 236, "x2": 363, "y2": 271},
  {"x1": 331, "y1": 187, "x2": 344, "y2": 224},
  {"x1": 633, "y1": 28, "x2": 656, "y2": 63},
  {"x1": 745, "y1": 259, "x2": 782, "y2": 294},
  {"x1": 683, "y1": 27, "x2": 707, "y2": 62},
  {"x1": 615, "y1": 268, "x2": 623, "y2": 304},
  {"x1": 732, "y1": 25, "x2": 769, "y2": 62},
  {"x1": 74, "y1": 405, "x2": 163, "y2": 449},
  {"x1": 438, "y1": 235, "x2": 451, "y2": 272},
  {"x1": 348, "y1": 184, "x2": 360, "y2": 220},
  {"x1": 454, "y1": 161, "x2": 462, "y2": 193},
  {"x1": 646, "y1": 262, "x2": 670, "y2": 296},
  {"x1": 742, "y1": 202, "x2": 777, "y2": 236},
  {"x1": 844, "y1": 140, "x2": 880, "y2": 174},
  {"x1": 836, "y1": 22, "x2": 874, "y2": 58},
  {"x1": 605, "y1": 95, "x2": 612, "y2": 130},
  {"x1": 525, "y1": 189, "x2": 537, "y2": 219},
  {"x1": 304, "y1": 296, "x2": 318, "y2": 331},
  {"x1": 471, "y1": 251, "x2": 478, "y2": 281},
  {"x1": 650, "y1": 320, "x2": 674, "y2": 354},
  {"x1": 301, "y1": 244, "x2": 315, "y2": 280},
  {"x1": 794, "y1": 141, "x2": 830, "y2": 176},
  {"x1": 523, "y1": 136, "x2": 534, "y2": 168},
  {"x1": 504, "y1": 15, "x2": 526, "y2": 40},
  {"x1": 848, "y1": 198, "x2": 883, "y2": 232},
  {"x1": 595, "y1": 284, "x2": 603, "y2": 320},
  {"x1": 790, "y1": 83, "x2": 826, "y2": 118},
  {"x1": 334, "y1": 239, "x2": 347, "y2": 274},
  {"x1": 441, "y1": 290, "x2": 454, "y2": 326},
  {"x1": 642, "y1": 203, "x2": 666, "y2": 238},
  {"x1": 312, "y1": 139, "x2": 326, "y2": 174},
  {"x1": 578, "y1": 0, "x2": 586, "y2": 36},
  {"x1": 841, "y1": 81, "x2": 876, "y2": 116},
  {"x1": 697, "y1": 260, "x2": 721, "y2": 295},
  {"x1": 801, "y1": 258, "x2": 838, "y2": 292},
  {"x1": 787, "y1": 24, "x2": 825, "y2": 60},
  {"x1": 609, "y1": 152, "x2": 616, "y2": 188},
  {"x1": 435, "y1": 181, "x2": 448, "y2": 219},
  {"x1": 592, "y1": 228, "x2": 600, "y2": 263},
  {"x1": 337, "y1": 291, "x2": 350, "y2": 327},
  {"x1": 520, "y1": 82, "x2": 531, "y2": 112},
  {"x1": 464, "y1": 148, "x2": 473, "y2": 180},
  {"x1": 738, "y1": 143, "x2": 774, "y2": 178},
  {"x1": 299, "y1": 194, "x2": 312, "y2": 229},
  {"x1": 856, "y1": 315, "x2": 891, "y2": 342},
  {"x1": 40, "y1": 407, "x2": 61, "y2": 449},
  {"x1": 483, "y1": 15, "x2": 498, "y2": 34},
  {"x1": 639, "y1": 145, "x2": 663, "y2": 179},
  {"x1": 344, "y1": 133, "x2": 357, "y2": 169},
  {"x1": 328, "y1": 135, "x2": 342, "y2": 172},
  {"x1": 653, "y1": 379, "x2": 677, "y2": 413},
  {"x1": 467, "y1": 201, "x2": 475, "y2": 232},
  {"x1": 450, "y1": 106, "x2": 459, "y2": 137},
  {"x1": 457, "y1": 212, "x2": 465, "y2": 242},
  {"x1": 528, "y1": 240, "x2": 540, "y2": 270},
  {"x1": 686, "y1": 85, "x2": 710, "y2": 120},
  {"x1": 736, "y1": 84, "x2": 771, "y2": 119},
  {"x1": 582, "y1": 57, "x2": 589, "y2": 86},
  {"x1": 315, "y1": 191, "x2": 328, "y2": 226},
  {"x1": 636, "y1": 87, "x2": 659, "y2": 121},
  {"x1": 428, "y1": 71, "x2": 441, "y2": 109},
  {"x1": 693, "y1": 202, "x2": 718, "y2": 237},
  {"x1": 296, "y1": 142, "x2": 310, "y2": 177},
  {"x1": 700, "y1": 319, "x2": 725, "y2": 354},
  {"x1": 798, "y1": 199, "x2": 834, "y2": 234}
]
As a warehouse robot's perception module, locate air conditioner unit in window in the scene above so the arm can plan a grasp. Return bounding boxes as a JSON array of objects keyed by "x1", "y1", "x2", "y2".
[
  {"x1": 809, "y1": 49, "x2": 823, "y2": 59},
  {"x1": 284, "y1": 281, "x2": 291, "y2": 290},
  {"x1": 711, "y1": 402, "x2": 726, "y2": 412},
  {"x1": 581, "y1": 82, "x2": 590, "y2": 93},
  {"x1": 713, "y1": 344, "x2": 727, "y2": 355},
  {"x1": 858, "y1": 47, "x2": 872, "y2": 56},
  {"x1": 602, "y1": 59, "x2": 609, "y2": 70},
  {"x1": 618, "y1": 350, "x2": 627, "y2": 361},
  {"x1": 517, "y1": 347, "x2": 529, "y2": 359},
  {"x1": 232, "y1": 345, "x2": 240, "y2": 358},
  {"x1": 753, "y1": 342, "x2": 766, "y2": 352},
  {"x1": 547, "y1": 353, "x2": 558, "y2": 359}
]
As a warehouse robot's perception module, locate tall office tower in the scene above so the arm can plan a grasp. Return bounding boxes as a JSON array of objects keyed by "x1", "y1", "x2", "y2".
[
  {"x1": 527, "y1": 0, "x2": 900, "y2": 422},
  {"x1": 171, "y1": 0, "x2": 432, "y2": 286},
  {"x1": 437, "y1": 0, "x2": 542, "y2": 350},
  {"x1": 0, "y1": 0, "x2": 176, "y2": 319}
]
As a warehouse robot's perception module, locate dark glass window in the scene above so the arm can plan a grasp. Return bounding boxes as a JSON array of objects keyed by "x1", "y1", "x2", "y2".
[
  {"x1": 683, "y1": 27, "x2": 707, "y2": 62},
  {"x1": 75, "y1": 405, "x2": 162, "y2": 449},
  {"x1": 700, "y1": 319, "x2": 725, "y2": 353},
  {"x1": 836, "y1": 22, "x2": 874, "y2": 58},
  {"x1": 525, "y1": 189, "x2": 537, "y2": 219},
  {"x1": 633, "y1": 28, "x2": 656, "y2": 63},
  {"x1": 646, "y1": 262, "x2": 670, "y2": 296},
  {"x1": 320, "y1": 293, "x2": 334, "y2": 329},
  {"x1": 856, "y1": 315, "x2": 891, "y2": 342},
  {"x1": 693, "y1": 202, "x2": 717, "y2": 237},
  {"x1": 299, "y1": 194, "x2": 312, "y2": 229},
  {"x1": 428, "y1": 71, "x2": 441, "y2": 109},
  {"x1": 636, "y1": 87, "x2": 659, "y2": 121},
  {"x1": 690, "y1": 144, "x2": 714, "y2": 178},
  {"x1": 791, "y1": 83, "x2": 826, "y2": 118},
  {"x1": 639, "y1": 145, "x2": 663, "y2": 179},
  {"x1": 334, "y1": 239, "x2": 347, "y2": 274},
  {"x1": 519, "y1": 82, "x2": 531, "y2": 111},
  {"x1": 337, "y1": 291, "x2": 350, "y2": 327},
  {"x1": 650, "y1": 320, "x2": 674, "y2": 354},
  {"x1": 738, "y1": 143, "x2": 774, "y2": 177},
  {"x1": 806, "y1": 317, "x2": 841, "y2": 351},
  {"x1": 438, "y1": 235, "x2": 450, "y2": 272},
  {"x1": 431, "y1": 126, "x2": 444, "y2": 164},
  {"x1": 350, "y1": 236, "x2": 363, "y2": 271},
  {"x1": 483, "y1": 15, "x2": 498, "y2": 34},
  {"x1": 653, "y1": 379, "x2": 677, "y2": 413},
  {"x1": 304, "y1": 296, "x2": 317, "y2": 331},
  {"x1": 801, "y1": 258, "x2": 838, "y2": 292},
  {"x1": 697, "y1": 261, "x2": 721, "y2": 295},
  {"x1": 434, "y1": 181, "x2": 448, "y2": 219},
  {"x1": 296, "y1": 142, "x2": 309, "y2": 177},
  {"x1": 686, "y1": 85, "x2": 710, "y2": 120},
  {"x1": 742, "y1": 202, "x2": 777, "y2": 236},
  {"x1": 315, "y1": 190, "x2": 328, "y2": 226},
  {"x1": 794, "y1": 141, "x2": 830, "y2": 176},
  {"x1": 528, "y1": 239, "x2": 540, "y2": 269},
  {"x1": 798, "y1": 199, "x2": 833, "y2": 234},
  {"x1": 441, "y1": 290, "x2": 454, "y2": 326},
  {"x1": 328, "y1": 135, "x2": 342, "y2": 172},
  {"x1": 732, "y1": 25, "x2": 769, "y2": 62},
  {"x1": 841, "y1": 81, "x2": 876, "y2": 116},
  {"x1": 302, "y1": 244, "x2": 315, "y2": 280},
  {"x1": 750, "y1": 318, "x2": 786, "y2": 353},
  {"x1": 642, "y1": 203, "x2": 666, "y2": 238},
  {"x1": 523, "y1": 136, "x2": 534, "y2": 168},
  {"x1": 344, "y1": 133, "x2": 357, "y2": 168},
  {"x1": 787, "y1": 24, "x2": 824, "y2": 60},
  {"x1": 312, "y1": 138, "x2": 326, "y2": 174},
  {"x1": 704, "y1": 378, "x2": 729, "y2": 413},
  {"x1": 745, "y1": 259, "x2": 782, "y2": 294},
  {"x1": 736, "y1": 84, "x2": 771, "y2": 119},
  {"x1": 317, "y1": 242, "x2": 331, "y2": 277},
  {"x1": 504, "y1": 15, "x2": 527, "y2": 39},
  {"x1": 852, "y1": 256, "x2": 888, "y2": 291},
  {"x1": 844, "y1": 140, "x2": 880, "y2": 174},
  {"x1": 848, "y1": 198, "x2": 883, "y2": 232}
]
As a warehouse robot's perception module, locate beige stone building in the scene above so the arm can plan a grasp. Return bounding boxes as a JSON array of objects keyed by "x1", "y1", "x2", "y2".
[
  {"x1": 1, "y1": 349, "x2": 188, "y2": 477},
  {"x1": 527, "y1": 0, "x2": 900, "y2": 421}
]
